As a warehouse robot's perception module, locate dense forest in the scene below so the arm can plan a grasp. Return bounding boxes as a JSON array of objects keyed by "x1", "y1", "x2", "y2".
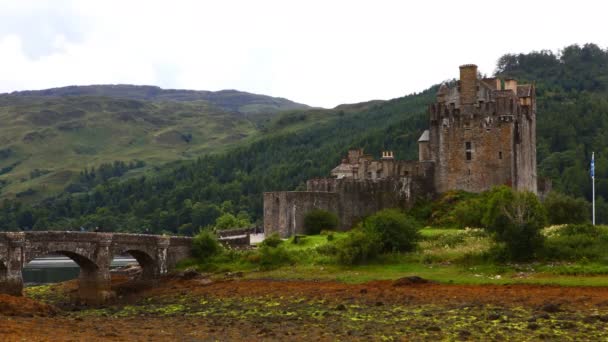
[{"x1": 1, "y1": 43, "x2": 608, "y2": 233}]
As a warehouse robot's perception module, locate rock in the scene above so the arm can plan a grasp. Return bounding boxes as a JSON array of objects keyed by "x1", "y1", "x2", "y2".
[
  {"x1": 335, "y1": 304, "x2": 347, "y2": 311},
  {"x1": 487, "y1": 313, "x2": 501, "y2": 321},
  {"x1": 458, "y1": 330, "x2": 471, "y2": 338},
  {"x1": 393, "y1": 276, "x2": 432, "y2": 286},
  {"x1": 179, "y1": 268, "x2": 201, "y2": 280},
  {"x1": 582, "y1": 315, "x2": 598, "y2": 324},
  {"x1": 539, "y1": 303, "x2": 561, "y2": 313},
  {"x1": 535, "y1": 312, "x2": 550, "y2": 320}
]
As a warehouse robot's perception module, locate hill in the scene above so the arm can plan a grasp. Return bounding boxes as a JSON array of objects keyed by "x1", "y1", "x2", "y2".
[
  {"x1": 1, "y1": 43, "x2": 608, "y2": 232},
  {"x1": 0, "y1": 86, "x2": 309, "y2": 200},
  {"x1": 4, "y1": 85, "x2": 310, "y2": 115}
]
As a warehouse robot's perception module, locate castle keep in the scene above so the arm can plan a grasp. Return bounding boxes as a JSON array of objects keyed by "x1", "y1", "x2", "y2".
[{"x1": 264, "y1": 64, "x2": 538, "y2": 237}]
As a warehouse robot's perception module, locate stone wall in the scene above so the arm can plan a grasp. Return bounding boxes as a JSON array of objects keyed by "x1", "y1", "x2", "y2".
[
  {"x1": 263, "y1": 191, "x2": 339, "y2": 238},
  {"x1": 264, "y1": 164, "x2": 435, "y2": 238},
  {"x1": 0, "y1": 232, "x2": 193, "y2": 303}
]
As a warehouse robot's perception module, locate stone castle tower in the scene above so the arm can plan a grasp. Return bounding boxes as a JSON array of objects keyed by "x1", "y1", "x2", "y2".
[
  {"x1": 421, "y1": 64, "x2": 537, "y2": 193},
  {"x1": 264, "y1": 65, "x2": 540, "y2": 237}
]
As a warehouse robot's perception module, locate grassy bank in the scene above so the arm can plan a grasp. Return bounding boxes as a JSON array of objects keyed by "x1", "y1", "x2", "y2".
[{"x1": 180, "y1": 226, "x2": 608, "y2": 287}]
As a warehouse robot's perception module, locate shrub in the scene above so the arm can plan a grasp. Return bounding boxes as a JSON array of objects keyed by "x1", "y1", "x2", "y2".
[
  {"x1": 452, "y1": 196, "x2": 485, "y2": 228},
  {"x1": 192, "y1": 230, "x2": 222, "y2": 260},
  {"x1": 483, "y1": 188, "x2": 547, "y2": 261},
  {"x1": 256, "y1": 245, "x2": 293, "y2": 270},
  {"x1": 260, "y1": 233, "x2": 283, "y2": 248},
  {"x1": 360, "y1": 209, "x2": 421, "y2": 252},
  {"x1": 335, "y1": 229, "x2": 382, "y2": 265},
  {"x1": 543, "y1": 192, "x2": 590, "y2": 225},
  {"x1": 303, "y1": 209, "x2": 339, "y2": 235},
  {"x1": 542, "y1": 224, "x2": 608, "y2": 261},
  {"x1": 428, "y1": 190, "x2": 477, "y2": 227}
]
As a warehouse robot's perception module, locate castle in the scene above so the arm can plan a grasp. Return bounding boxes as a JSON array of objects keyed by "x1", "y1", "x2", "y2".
[{"x1": 264, "y1": 64, "x2": 539, "y2": 237}]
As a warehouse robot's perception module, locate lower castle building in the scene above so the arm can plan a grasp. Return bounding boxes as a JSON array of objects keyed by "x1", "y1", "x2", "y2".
[{"x1": 264, "y1": 64, "x2": 545, "y2": 237}]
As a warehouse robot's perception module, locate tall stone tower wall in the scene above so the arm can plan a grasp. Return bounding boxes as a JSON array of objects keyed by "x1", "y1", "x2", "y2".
[{"x1": 429, "y1": 64, "x2": 537, "y2": 194}]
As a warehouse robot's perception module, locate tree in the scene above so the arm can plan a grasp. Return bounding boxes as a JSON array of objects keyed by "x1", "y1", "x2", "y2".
[
  {"x1": 360, "y1": 209, "x2": 421, "y2": 253},
  {"x1": 543, "y1": 192, "x2": 590, "y2": 224},
  {"x1": 484, "y1": 187, "x2": 547, "y2": 261},
  {"x1": 213, "y1": 213, "x2": 250, "y2": 230},
  {"x1": 303, "y1": 209, "x2": 339, "y2": 235}
]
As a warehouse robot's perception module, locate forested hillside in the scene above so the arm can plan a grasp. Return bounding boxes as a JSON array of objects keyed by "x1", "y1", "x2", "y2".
[
  {"x1": 1, "y1": 43, "x2": 607, "y2": 232},
  {"x1": 0, "y1": 86, "x2": 308, "y2": 200},
  {"x1": 496, "y1": 43, "x2": 608, "y2": 220}
]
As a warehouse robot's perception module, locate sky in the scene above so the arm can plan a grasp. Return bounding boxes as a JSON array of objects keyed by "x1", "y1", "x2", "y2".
[{"x1": 1, "y1": 0, "x2": 607, "y2": 108}]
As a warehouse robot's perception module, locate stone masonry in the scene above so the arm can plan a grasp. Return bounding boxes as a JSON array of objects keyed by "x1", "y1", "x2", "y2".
[
  {"x1": 264, "y1": 64, "x2": 539, "y2": 237},
  {"x1": 0, "y1": 232, "x2": 192, "y2": 304}
]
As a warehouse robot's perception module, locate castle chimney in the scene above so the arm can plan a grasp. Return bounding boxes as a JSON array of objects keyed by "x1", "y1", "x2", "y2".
[
  {"x1": 381, "y1": 151, "x2": 394, "y2": 160},
  {"x1": 459, "y1": 64, "x2": 478, "y2": 105},
  {"x1": 504, "y1": 78, "x2": 518, "y2": 94}
]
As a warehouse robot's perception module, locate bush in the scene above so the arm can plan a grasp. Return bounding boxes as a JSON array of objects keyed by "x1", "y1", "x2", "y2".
[
  {"x1": 335, "y1": 229, "x2": 382, "y2": 265},
  {"x1": 428, "y1": 190, "x2": 477, "y2": 227},
  {"x1": 260, "y1": 233, "x2": 283, "y2": 248},
  {"x1": 484, "y1": 188, "x2": 547, "y2": 261},
  {"x1": 543, "y1": 192, "x2": 590, "y2": 225},
  {"x1": 360, "y1": 209, "x2": 421, "y2": 252},
  {"x1": 542, "y1": 224, "x2": 608, "y2": 261},
  {"x1": 303, "y1": 209, "x2": 339, "y2": 235},
  {"x1": 452, "y1": 196, "x2": 486, "y2": 228},
  {"x1": 255, "y1": 245, "x2": 293, "y2": 270},
  {"x1": 192, "y1": 230, "x2": 222, "y2": 260}
]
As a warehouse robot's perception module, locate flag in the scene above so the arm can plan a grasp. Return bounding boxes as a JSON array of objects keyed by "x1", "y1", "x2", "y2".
[{"x1": 591, "y1": 153, "x2": 595, "y2": 178}]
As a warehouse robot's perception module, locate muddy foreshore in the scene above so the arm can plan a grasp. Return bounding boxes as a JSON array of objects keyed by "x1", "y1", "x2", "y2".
[{"x1": 2, "y1": 274, "x2": 608, "y2": 341}]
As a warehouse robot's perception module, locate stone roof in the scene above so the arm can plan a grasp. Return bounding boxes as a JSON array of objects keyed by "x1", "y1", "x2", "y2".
[
  {"x1": 517, "y1": 84, "x2": 532, "y2": 97},
  {"x1": 331, "y1": 163, "x2": 356, "y2": 174},
  {"x1": 418, "y1": 130, "x2": 430, "y2": 142}
]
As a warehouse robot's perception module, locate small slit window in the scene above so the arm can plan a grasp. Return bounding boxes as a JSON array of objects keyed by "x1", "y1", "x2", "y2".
[
  {"x1": 465, "y1": 141, "x2": 472, "y2": 161},
  {"x1": 499, "y1": 151, "x2": 503, "y2": 159}
]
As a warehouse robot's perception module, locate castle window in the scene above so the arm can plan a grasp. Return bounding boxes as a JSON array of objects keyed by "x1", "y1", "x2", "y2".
[
  {"x1": 499, "y1": 151, "x2": 503, "y2": 159},
  {"x1": 465, "y1": 141, "x2": 472, "y2": 161}
]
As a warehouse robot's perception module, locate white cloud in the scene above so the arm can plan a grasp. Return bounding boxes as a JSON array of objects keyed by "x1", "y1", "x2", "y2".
[{"x1": 1, "y1": 0, "x2": 607, "y2": 107}]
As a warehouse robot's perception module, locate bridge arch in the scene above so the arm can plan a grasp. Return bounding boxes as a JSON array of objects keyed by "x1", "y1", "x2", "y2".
[
  {"x1": 0, "y1": 232, "x2": 192, "y2": 303},
  {"x1": 114, "y1": 248, "x2": 158, "y2": 280}
]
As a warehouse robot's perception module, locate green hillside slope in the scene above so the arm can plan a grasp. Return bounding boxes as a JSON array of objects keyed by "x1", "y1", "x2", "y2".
[{"x1": 0, "y1": 87, "x2": 308, "y2": 200}]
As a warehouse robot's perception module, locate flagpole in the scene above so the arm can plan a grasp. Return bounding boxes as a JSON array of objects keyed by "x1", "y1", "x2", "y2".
[{"x1": 592, "y1": 152, "x2": 596, "y2": 226}]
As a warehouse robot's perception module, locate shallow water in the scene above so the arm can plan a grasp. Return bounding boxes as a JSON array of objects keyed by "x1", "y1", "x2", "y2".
[{"x1": 23, "y1": 256, "x2": 136, "y2": 286}]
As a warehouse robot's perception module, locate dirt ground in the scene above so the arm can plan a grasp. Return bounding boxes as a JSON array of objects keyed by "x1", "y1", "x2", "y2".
[{"x1": 3, "y1": 275, "x2": 608, "y2": 341}]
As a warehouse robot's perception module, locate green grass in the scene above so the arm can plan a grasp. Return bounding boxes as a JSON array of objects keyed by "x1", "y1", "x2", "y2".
[
  {"x1": 181, "y1": 227, "x2": 608, "y2": 287},
  {"x1": 419, "y1": 227, "x2": 463, "y2": 237}
]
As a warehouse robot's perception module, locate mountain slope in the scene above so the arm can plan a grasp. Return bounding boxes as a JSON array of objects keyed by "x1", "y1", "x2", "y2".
[
  {"x1": 3, "y1": 85, "x2": 310, "y2": 115},
  {"x1": 0, "y1": 86, "x2": 310, "y2": 200}
]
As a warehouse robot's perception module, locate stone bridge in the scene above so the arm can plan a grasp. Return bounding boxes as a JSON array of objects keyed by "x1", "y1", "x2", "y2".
[{"x1": 0, "y1": 232, "x2": 192, "y2": 303}]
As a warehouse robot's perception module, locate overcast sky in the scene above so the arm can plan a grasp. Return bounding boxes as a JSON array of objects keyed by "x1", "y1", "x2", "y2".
[{"x1": 1, "y1": 0, "x2": 607, "y2": 108}]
